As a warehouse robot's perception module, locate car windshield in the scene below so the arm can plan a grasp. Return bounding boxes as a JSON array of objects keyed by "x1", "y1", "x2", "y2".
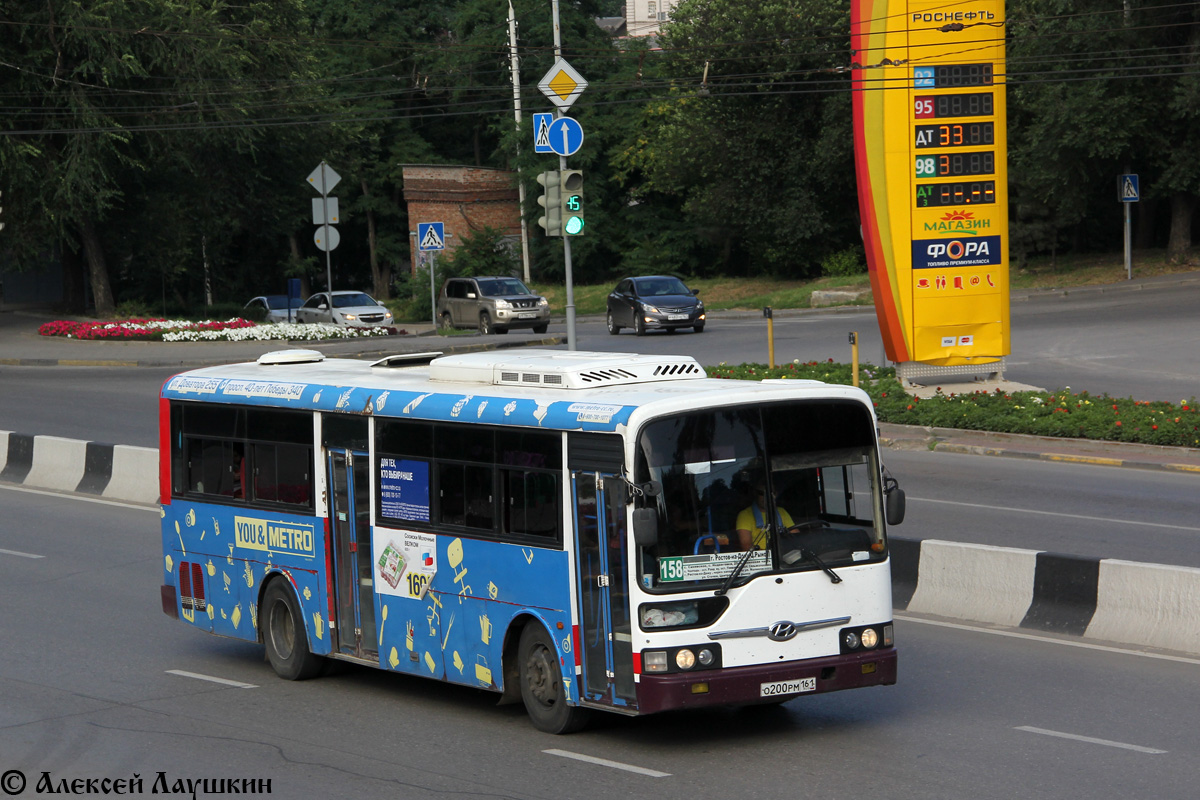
[
  {"x1": 635, "y1": 278, "x2": 691, "y2": 297},
  {"x1": 263, "y1": 295, "x2": 288, "y2": 309},
  {"x1": 477, "y1": 278, "x2": 532, "y2": 297},
  {"x1": 332, "y1": 293, "x2": 377, "y2": 308},
  {"x1": 634, "y1": 400, "x2": 886, "y2": 592}
]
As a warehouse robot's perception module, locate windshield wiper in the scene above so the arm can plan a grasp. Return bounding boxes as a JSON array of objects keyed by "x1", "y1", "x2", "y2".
[
  {"x1": 715, "y1": 547, "x2": 757, "y2": 596},
  {"x1": 783, "y1": 548, "x2": 843, "y2": 584}
]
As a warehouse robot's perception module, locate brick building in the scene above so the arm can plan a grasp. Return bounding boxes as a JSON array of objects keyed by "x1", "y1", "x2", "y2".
[{"x1": 401, "y1": 165, "x2": 522, "y2": 274}]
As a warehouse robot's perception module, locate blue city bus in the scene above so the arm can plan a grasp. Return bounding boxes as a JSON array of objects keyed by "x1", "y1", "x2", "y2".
[{"x1": 159, "y1": 349, "x2": 904, "y2": 732}]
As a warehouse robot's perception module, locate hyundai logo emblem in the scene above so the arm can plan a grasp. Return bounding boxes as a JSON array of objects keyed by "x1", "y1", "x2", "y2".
[{"x1": 767, "y1": 621, "x2": 799, "y2": 641}]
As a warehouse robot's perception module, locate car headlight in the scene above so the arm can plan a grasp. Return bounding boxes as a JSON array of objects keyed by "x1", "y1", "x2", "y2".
[
  {"x1": 495, "y1": 300, "x2": 512, "y2": 310},
  {"x1": 642, "y1": 304, "x2": 660, "y2": 314},
  {"x1": 537, "y1": 297, "x2": 549, "y2": 307},
  {"x1": 342, "y1": 314, "x2": 357, "y2": 321}
]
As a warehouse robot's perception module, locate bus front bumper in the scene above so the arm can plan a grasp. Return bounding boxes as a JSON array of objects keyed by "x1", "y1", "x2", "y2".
[{"x1": 634, "y1": 648, "x2": 897, "y2": 714}]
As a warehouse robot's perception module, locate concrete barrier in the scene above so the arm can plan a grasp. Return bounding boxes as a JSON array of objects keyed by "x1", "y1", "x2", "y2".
[
  {"x1": 1087, "y1": 559, "x2": 1200, "y2": 654},
  {"x1": 905, "y1": 540, "x2": 1038, "y2": 627},
  {"x1": 0, "y1": 429, "x2": 158, "y2": 505},
  {"x1": 893, "y1": 536, "x2": 1200, "y2": 656}
]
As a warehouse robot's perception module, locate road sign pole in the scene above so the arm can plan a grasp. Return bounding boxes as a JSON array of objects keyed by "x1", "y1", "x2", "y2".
[
  {"x1": 320, "y1": 163, "x2": 333, "y2": 293},
  {"x1": 430, "y1": 251, "x2": 438, "y2": 326},
  {"x1": 560, "y1": 151, "x2": 577, "y2": 351},
  {"x1": 1124, "y1": 201, "x2": 1132, "y2": 281}
]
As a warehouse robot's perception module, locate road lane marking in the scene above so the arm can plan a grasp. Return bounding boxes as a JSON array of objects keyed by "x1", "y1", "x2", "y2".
[
  {"x1": 913, "y1": 496, "x2": 1200, "y2": 533},
  {"x1": 166, "y1": 670, "x2": 258, "y2": 689},
  {"x1": 0, "y1": 547, "x2": 44, "y2": 559},
  {"x1": 1016, "y1": 726, "x2": 1166, "y2": 754},
  {"x1": 895, "y1": 615, "x2": 1200, "y2": 666},
  {"x1": 543, "y1": 749, "x2": 671, "y2": 778},
  {"x1": 0, "y1": 483, "x2": 158, "y2": 511}
]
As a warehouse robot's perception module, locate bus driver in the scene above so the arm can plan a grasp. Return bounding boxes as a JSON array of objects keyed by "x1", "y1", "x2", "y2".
[{"x1": 736, "y1": 481, "x2": 794, "y2": 551}]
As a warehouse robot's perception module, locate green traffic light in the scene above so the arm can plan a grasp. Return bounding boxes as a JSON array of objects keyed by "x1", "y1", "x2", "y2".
[{"x1": 565, "y1": 216, "x2": 584, "y2": 235}]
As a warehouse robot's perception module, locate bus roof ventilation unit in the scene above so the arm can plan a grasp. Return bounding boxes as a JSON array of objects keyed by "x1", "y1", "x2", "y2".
[
  {"x1": 257, "y1": 349, "x2": 326, "y2": 365},
  {"x1": 429, "y1": 349, "x2": 706, "y2": 389},
  {"x1": 370, "y1": 352, "x2": 444, "y2": 369}
]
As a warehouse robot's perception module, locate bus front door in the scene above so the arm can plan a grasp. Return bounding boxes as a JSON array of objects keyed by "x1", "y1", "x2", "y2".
[
  {"x1": 328, "y1": 450, "x2": 377, "y2": 661},
  {"x1": 572, "y1": 472, "x2": 636, "y2": 709}
]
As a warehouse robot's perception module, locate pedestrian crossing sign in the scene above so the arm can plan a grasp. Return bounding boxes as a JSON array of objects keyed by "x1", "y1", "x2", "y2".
[
  {"x1": 418, "y1": 222, "x2": 445, "y2": 251},
  {"x1": 1119, "y1": 174, "x2": 1139, "y2": 203},
  {"x1": 533, "y1": 113, "x2": 553, "y2": 154}
]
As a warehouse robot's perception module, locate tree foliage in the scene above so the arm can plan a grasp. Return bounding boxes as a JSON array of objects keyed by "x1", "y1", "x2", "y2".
[{"x1": 0, "y1": 0, "x2": 1196, "y2": 315}]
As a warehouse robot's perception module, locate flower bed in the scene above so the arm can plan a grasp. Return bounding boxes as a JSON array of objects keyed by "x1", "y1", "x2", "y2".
[
  {"x1": 38, "y1": 318, "x2": 401, "y2": 342},
  {"x1": 707, "y1": 359, "x2": 1200, "y2": 448}
]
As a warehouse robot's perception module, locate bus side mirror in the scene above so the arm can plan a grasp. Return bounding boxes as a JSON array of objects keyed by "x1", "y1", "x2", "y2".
[
  {"x1": 632, "y1": 508, "x2": 658, "y2": 546},
  {"x1": 886, "y1": 486, "x2": 906, "y2": 526}
]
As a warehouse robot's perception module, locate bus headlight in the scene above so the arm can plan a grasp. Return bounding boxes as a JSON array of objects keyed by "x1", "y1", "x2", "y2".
[
  {"x1": 860, "y1": 628, "x2": 879, "y2": 649},
  {"x1": 697, "y1": 648, "x2": 714, "y2": 666},
  {"x1": 840, "y1": 623, "x2": 893, "y2": 654},
  {"x1": 644, "y1": 651, "x2": 668, "y2": 673},
  {"x1": 675, "y1": 649, "x2": 696, "y2": 670}
]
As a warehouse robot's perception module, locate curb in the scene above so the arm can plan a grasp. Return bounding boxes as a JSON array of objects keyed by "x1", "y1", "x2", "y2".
[
  {"x1": 878, "y1": 423, "x2": 1200, "y2": 474},
  {"x1": 890, "y1": 536, "x2": 1200, "y2": 656},
  {"x1": 0, "y1": 334, "x2": 568, "y2": 369}
]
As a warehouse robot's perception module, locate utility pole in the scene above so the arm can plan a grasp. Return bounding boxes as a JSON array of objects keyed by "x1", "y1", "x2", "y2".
[{"x1": 508, "y1": 2, "x2": 532, "y2": 284}]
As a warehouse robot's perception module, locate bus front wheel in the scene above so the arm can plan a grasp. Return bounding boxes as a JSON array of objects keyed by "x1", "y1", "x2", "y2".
[
  {"x1": 517, "y1": 623, "x2": 590, "y2": 734},
  {"x1": 262, "y1": 579, "x2": 323, "y2": 680}
]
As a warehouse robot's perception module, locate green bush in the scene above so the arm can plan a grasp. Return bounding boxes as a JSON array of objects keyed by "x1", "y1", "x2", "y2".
[{"x1": 821, "y1": 247, "x2": 867, "y2": 278}]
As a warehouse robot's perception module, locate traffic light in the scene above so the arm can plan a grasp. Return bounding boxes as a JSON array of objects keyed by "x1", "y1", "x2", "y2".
[
  {"x1": 536, "y1": 171, "x2": 562, "y2": 237},
  {"x1": 560, "y1": 169, "x2": 583, "y2": 235}
]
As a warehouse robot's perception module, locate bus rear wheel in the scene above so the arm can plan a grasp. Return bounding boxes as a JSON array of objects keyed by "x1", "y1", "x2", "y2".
[
  {"x1": 518, "y1": 623, "x2": 590, "y2": 734},
  {"x1": 262, "y1": 579, "x2": 323, "y2": 680}
]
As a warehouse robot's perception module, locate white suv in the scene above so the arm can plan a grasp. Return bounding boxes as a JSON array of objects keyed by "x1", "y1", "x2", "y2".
[{"x1": 437, "y1": 277, "x2": 550, "y2": 335}]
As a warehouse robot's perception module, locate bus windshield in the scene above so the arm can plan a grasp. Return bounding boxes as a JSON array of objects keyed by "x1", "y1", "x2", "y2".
[{"x1": 634, "y1": 400, "x2": 886, "y2": 591}]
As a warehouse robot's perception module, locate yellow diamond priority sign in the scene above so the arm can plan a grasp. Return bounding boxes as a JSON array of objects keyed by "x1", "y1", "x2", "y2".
[{"x1": 538, "y1": 57, "x2": 588, "y2": 111}]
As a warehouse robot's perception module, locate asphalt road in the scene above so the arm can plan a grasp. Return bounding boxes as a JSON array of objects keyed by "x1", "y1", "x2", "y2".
[
  {"x1": 3, "y1": 487, "x2": 1198, "y2": 800},
  {"x1": 2, "y1": 275, "x2": 1198, "y2": 447}
]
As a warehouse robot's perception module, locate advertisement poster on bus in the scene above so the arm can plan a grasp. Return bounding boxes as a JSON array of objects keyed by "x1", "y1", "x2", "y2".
[{"x1": 374, "y1": 529, "x2": 437, "y2": 599}]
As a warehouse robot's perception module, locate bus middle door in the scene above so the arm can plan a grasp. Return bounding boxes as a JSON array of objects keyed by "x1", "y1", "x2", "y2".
[
  {"x1": 571, "y1": 471, "x2": 636, "y2": 709},
  {"x1": 328, "y1": 449, "x2": 377, "y2": 662}
]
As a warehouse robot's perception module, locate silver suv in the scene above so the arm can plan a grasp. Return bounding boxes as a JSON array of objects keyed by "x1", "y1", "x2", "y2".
[{"x1": 437, "y1": 276, "x2": 550, "y2": 335}]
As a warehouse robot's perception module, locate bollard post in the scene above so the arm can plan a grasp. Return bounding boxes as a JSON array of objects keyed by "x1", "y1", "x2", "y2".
[
  {"x1": 763, "y1": 307, "x2": 775, "y2": 368},
  {"x1": 849, "y1": 331, "x2": 859, "y2": 387}
]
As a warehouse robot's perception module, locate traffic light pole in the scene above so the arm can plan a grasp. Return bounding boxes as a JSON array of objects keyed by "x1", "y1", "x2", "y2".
[
  {"x1": 561, "y1": 153, "x2": 576, "y2": 350},
  {"x1": 550, "y1": 0, "x2": 577, "y2": 350}
]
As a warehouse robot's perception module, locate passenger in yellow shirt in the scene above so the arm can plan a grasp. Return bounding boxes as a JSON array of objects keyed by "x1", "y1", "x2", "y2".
[{"x1": 736, "y1": 483, "x2": 793, "y2": 551}]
